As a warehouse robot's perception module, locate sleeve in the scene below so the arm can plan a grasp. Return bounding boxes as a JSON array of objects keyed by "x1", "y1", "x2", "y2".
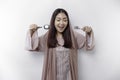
[
  {"x1": 75, "y1": 30, "x2": 95, "y2": 50},
  {"x1": 85, "y1": 30, "x2": 95, "y2": 50},
  {"x1": 25, "y1": 30, "x2": 46, "y2": 52}
]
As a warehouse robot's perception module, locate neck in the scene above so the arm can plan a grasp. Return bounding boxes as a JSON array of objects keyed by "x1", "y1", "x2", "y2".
[{"x1": 56, "y1": 32, "x2": 63, "y2": 38}]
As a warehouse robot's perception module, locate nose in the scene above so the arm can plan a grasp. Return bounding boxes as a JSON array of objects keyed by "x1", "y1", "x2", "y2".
[{"x1": 60, "y1": 20, "x2": 64, "y2": 25}]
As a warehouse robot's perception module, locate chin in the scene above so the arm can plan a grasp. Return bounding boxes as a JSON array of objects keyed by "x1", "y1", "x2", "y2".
[
  {"x1": 57, "y1": 29, "x2": 65, "y2": 33},
  {"x1": 58, "y1": 30, "x2": 64, "y2": 33}
]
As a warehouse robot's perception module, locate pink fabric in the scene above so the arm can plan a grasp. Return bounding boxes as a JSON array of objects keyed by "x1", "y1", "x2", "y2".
[
  {"x1": 56, "y1": 46, "x2": 70, "y2": 80},
  {"x1": 26, "y1": 27, "x2": 95, "y2": 80}
]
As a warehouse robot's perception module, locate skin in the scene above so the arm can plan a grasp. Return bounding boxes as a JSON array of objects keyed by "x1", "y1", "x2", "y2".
[
  {"x1": 54, "y1": 12, "x2": 68, "y2": 38},
  {"x1": 29, "y1": 24, "x2": 39, "y2": 37},
  {"x1": 29, "y1": 14, "x2": 92, "y2": 37},
  {"x1": 81, "y1": 26, "x2": 92, "y2": 33}
]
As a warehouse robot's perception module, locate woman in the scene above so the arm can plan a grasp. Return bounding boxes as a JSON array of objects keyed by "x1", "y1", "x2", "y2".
[{"x1": 26, "y1": 8, "x2": 94, "y2": 80}]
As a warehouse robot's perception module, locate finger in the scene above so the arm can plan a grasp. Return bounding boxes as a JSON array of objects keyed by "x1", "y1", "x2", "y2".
[
  {"x1": 88, "y1": 27, "x2": 92, "y2": 33},
  {"x1": 81, "y1": 27, "x2": 86, "y2": 31},
  {"x1": 30, "y1": 24, "x2": 38, "y2": 29},
  {"x1": 88, "y1": 27, "x2": 92, "y2": 31}
]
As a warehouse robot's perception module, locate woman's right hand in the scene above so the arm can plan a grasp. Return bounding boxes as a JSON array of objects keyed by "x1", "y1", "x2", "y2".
[
  {"x1": 29, "y1": 24, "x2": 40, "y2": 36},
  {"x1": 29, "y1": 24, "x2": 40, "y2": 31}
]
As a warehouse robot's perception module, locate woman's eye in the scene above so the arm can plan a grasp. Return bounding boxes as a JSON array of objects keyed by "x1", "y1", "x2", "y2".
[
  {"x1": 64, "y1": 20, "x2": 68, "y2": 22},
  {"x1": 57, "y1": 20, "x2": 60, "y2": 21}
]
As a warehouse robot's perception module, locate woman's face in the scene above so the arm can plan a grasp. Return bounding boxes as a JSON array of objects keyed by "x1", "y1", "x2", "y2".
[{"x1": 54, "y1": 12, "x2": 68, "y2": 33}]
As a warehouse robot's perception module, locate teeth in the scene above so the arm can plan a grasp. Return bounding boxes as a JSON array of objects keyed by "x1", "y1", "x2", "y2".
[
  {"x1": 59, "y1": 26, "x2": 64, "y2": 28},
  {"x1": 59, "y1": 27, "x2": 63, "y2": 29}
]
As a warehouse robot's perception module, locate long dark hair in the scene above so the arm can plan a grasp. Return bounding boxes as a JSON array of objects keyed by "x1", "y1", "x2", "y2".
[{"x1": 47, "y1": 8, "x2": 72, "y2": 48}]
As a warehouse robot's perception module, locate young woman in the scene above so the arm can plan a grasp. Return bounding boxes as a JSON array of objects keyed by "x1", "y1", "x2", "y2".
[{"x1": 26, "y1": 8, "x2": 94, "y2": 80}]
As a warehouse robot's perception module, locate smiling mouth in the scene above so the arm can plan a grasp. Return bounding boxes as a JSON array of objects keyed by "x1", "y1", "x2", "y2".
[
  {"x1": 58, "y1": 26, "x2": 64, "y2": 29},
  {"x1": 59, "y1": 27, "x2": 64, "y2": 30}
]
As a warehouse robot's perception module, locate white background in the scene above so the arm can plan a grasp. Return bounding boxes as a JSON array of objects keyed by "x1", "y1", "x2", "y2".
[{"x1": 0, "y1": 0, "x2": 120, "y2": 80}]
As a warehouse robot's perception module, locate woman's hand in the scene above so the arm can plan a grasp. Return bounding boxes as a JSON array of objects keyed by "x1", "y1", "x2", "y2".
[
  {"x1": 29, "y1": 24, "x2": 41, "y2": 36},
  {"x1": 81, "y1": 26, "x2": 92, "y2": 33},
  {"x1": 29, "y1": 24, "x2": 40, "y2": 31}
]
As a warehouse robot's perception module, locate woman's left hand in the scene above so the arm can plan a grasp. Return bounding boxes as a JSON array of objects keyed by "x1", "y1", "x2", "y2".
[{"x1": 81, "y1": 26, "x2": 92, "y2": 33}]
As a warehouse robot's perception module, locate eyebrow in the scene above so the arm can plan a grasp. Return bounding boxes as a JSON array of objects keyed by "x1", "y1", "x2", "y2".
[{"x1": 56, "y1": 17, "x2": 68, "y2": 19}]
